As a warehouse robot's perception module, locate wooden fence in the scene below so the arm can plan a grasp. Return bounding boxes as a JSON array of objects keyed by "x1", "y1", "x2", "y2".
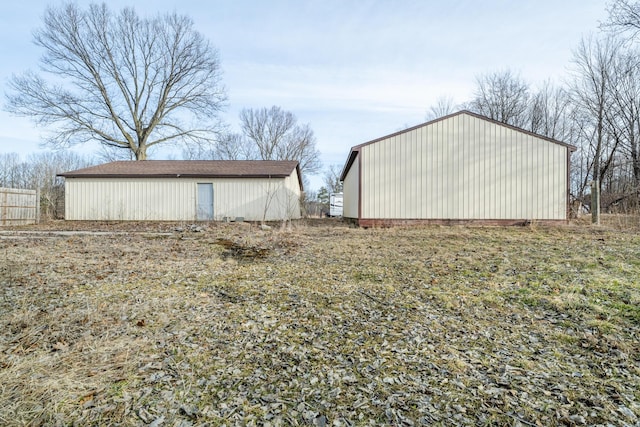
[{"x1": 0, "y1": 187, "x2": 39, "y2": 226}]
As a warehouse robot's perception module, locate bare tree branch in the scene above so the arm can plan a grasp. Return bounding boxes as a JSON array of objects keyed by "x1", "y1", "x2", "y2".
[
  {"x1": 323, "y1": 164, "x2": 343, "y2": 194},
  {"x1": 425, "y1": 96, "x2": 458, "y2": 121},
  {"x1": 602, "y1": 0, "x2": 640, "y2": 39},
  {"x1": 239, "y1": 106, "x2": 322, "y2": 178},
  {"x1": 467, "y1": 70, "x2": 530, "y2": 128}
]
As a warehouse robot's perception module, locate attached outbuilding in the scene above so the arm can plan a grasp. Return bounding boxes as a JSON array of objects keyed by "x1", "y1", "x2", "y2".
[
  {"x1": 58, "y1": 160, "x2": 303, "y2": 221},
  {"x1": 340, "y1": 110, "x2": 576, "y2": 227}
]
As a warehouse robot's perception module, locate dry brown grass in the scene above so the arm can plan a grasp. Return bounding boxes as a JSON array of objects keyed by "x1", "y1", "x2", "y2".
[{"x1": 1, "y1": 219, "x2": 639, "y2": 426}]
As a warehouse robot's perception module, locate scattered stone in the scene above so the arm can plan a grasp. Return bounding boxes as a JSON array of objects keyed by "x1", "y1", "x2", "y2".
[
  {"x1": 569, "y1": 414, "x2": 587, "y2": 425},
  {"x1": 618, "y1": 405, "x2": 637, "y2": 421},
  {"x1": 314, "y1": 414, "x2": 327, "y2": 427},
  {"x1": 149, "y1": 416, "x2": 165, "y2": 427}
]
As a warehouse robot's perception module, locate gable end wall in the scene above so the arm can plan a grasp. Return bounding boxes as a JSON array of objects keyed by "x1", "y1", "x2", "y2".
[{"x1": 358, "y1": 113, "x2": 568, "y2": 221}]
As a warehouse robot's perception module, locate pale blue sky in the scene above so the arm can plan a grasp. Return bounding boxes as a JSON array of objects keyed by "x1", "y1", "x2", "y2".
[{"x1": 1, "y1": 0, "x2": 606, "y2": 190}]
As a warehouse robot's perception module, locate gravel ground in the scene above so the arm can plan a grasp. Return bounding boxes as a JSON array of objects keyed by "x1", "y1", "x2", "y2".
[{"x1": 1, "y1": 220, "x2": 639, "y2": 426}]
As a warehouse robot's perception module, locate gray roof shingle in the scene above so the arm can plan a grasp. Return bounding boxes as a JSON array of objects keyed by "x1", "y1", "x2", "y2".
[
  {"x1": 59, "y1": 160, "x2": 297, "y2": 177},
  {"x1": 58, "y1": 160, "x2": 302, "y2": 189}
]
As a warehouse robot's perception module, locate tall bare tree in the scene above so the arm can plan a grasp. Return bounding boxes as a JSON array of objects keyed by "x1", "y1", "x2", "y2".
[
  {"x1": 569, "y1": 35, "x2": 623, "y2": 223},
  {"x1": 239, "y1": 106, "x2": 322, "y2": 177},
  {"x1": 5, "y1": 3, "x2": 226, "y2": 160},
  {"x1": 467, "y1": 70, "x2": 530, "y2": 127},
  {"x1": 604, "y1": 48, "x2": 640, "y2": 206}
]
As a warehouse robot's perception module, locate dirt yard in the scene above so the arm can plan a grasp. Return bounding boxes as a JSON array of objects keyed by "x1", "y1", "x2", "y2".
[{"x1": 1, "y1": 219, "x2": 639, "y2": 426}]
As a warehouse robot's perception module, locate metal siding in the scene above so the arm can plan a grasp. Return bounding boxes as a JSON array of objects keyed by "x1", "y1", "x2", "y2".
[
  {"x1": 389, "y1": 136, "x2": 398, "y2": 218},
  {"x1": 368, "y1": 142, "x2": 376, "y2": 218},
  {"x1": 356, "y1": 112, "x2": 569, "y2": 221},
  {"x1": 360, "y1": 149, "x2": 369, "y2": 218},
  {"x1": 430, "y1": 122, "x2": 439, "y2": 218},
  {"x1": 472, "y1": 115, "x2": 483, "y2": 219},
  {"x1": 456, "y1": 115, "x2": 465, "y2": 218},
  {"x1": 363, "y1": 147, "x2": 371, "y2": 218},
  {"x1": 64, "y1": 173, "x2": 301, "y2": 221},
  {"x1": 418, "y1": 126, "x2": 426, "y2": 218},
  {"x1": 281, "y1": 172, "x2": 303, "y2": 219},
  {"x1": 387, "y1": 137, "x2": 395, "y2": 218},
  {"x1": 492, "y1": 123, "x2": 500, "y2": 218},
  {"x1": 447, "y1": 117, "x2": 456, "y2": 218},
  {"x1": 435, "y1": 120, "x2": 444, "y2": 218},
  {"x1": 213, "y1": 177, "x2": 301, "y2": 221},
  {"x1": 343, "y1": 154, "x2": 359, "y2": 218},
  {"x1": 445, "y1": 116, "x2": 457, "y2": 218}
]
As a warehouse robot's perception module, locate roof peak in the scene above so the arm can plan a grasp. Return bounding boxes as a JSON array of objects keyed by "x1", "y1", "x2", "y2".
[{"x1": 352, "y1": 110, "x2": 576, "y2": 152}]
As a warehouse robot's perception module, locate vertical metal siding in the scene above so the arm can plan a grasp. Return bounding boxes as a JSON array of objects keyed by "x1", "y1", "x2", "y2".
[
  {"x1": 65, "y1": 179, "x2": 194, "y2": 220},
  {"x1": 358, "y1": 113, "x2": 568, "y2": 220},
  {"x1": 343, "y1": 156, "x2": 359, "y2": 218},
  {"x1": 64, "y1": 174, "x2": 301, "y2": 221}
]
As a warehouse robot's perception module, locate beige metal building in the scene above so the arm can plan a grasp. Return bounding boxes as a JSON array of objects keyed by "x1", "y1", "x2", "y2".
[
  {"x1": 340, "y1": 111, "x2": 576, "y2": 227},
  {"x1": 58, "y1": 160, "x2": 303, "y2": 221}
]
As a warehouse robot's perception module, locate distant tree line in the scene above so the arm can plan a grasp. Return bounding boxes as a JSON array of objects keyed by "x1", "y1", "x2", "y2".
[{"x1": 0, "y1": 152, "x2": 93, "y2": 219}]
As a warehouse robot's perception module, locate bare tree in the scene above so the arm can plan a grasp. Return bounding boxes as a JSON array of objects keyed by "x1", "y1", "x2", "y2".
[
  {"x1": 603, "y1": 48, "x2": 640, "y2": 208},
  {"x1": 5, "y1": 3, "x2": 226, "y2": 160},
  {"x1": 528, "y1": 81, "x2": 572, "y2": 140},
  {"x1": 323, "y1": 164, "x2": 344, "y2": 194},
  {"x1": 425, "y1": 96, "x2": 458, "y2": 121},
  {"x1": 182, "y1": 133, "x2": 258, "y2": 160},
  {"x1": 239, "y1": 106, "x2": 322, "y2": 177},
  {"x1": 467, "y1": 70, "x2": 530, "y2": 127},
  {"x1": 569, "y1": 35, "x2": 623, "y2": 223},
  {"x1": 213, "y1": 133, "x2": 258, "y2": 160},
  {"x1": 0, "y1": 153, "x2": 29, "y2": 188}
]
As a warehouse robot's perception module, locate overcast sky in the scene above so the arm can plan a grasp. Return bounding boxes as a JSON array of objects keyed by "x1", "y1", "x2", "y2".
[{"x1": 1, "y1": 0, "x2": 607, "y2": 190}]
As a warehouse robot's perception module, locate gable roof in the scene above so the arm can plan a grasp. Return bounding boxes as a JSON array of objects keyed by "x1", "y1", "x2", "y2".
[
  {"x1": 59, "y1": 160, "x2": 303, "y2": 189},
  {"x1": 340, "y1": 110, "x2": 577, "y2": 181}
]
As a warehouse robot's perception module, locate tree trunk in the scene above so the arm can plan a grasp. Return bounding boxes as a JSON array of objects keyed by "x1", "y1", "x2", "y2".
[
  {"x1": 135, "y1": 145, "x2": 147, "y2": 160},
  {"x1": 591, "y1": 180, "x2": 600, "y2": 225}
]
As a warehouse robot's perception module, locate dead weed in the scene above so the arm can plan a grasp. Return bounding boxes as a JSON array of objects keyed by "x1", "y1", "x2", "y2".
[{"x1": 0, "y1": 222, "x2": 639, "y2": 426}]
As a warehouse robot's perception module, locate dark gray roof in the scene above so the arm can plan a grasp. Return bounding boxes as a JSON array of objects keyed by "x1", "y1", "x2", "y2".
[{"x1": 59, "y1": 160, "x2": 302, "y2": 189}]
